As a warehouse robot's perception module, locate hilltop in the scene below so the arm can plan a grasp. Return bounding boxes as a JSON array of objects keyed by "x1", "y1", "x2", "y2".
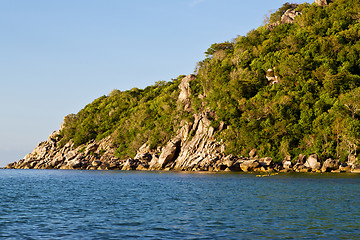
[{"x1": 6, "y1": 0, "x2": 360, "y2": 173}]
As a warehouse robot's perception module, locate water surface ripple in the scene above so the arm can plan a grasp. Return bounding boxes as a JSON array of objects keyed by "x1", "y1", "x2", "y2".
[{"x1": 0, "y1": 170, "x2": 359, "y2": 239}]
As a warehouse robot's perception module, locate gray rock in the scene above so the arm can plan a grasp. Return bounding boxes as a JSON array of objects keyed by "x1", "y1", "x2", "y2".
[
  {"x1": 266, "y1": 68, "x2": 280, "y2": 85},
  {"x1": 304, "y1": 154, "x2": 321, "y2": 170}
]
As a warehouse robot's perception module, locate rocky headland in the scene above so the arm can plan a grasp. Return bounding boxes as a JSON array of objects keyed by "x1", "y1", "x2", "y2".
[
  {"x1": 5, "y1": 75, "x2": 360, "y2": 173},
  {"x1": 5, "y1": 0, "x2": 360, "y2": 173}
]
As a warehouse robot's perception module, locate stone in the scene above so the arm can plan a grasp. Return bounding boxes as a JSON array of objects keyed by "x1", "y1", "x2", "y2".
[
  {"x1": 304, "y1": 154, "x2": 321, "y2": 170},
  {"x1": 259, "y1": 157, "x2": 273, "y2": 167},
  {"x1": 108, "y1": 162, "x2": 119, "y2": 169},
  {"x1": 351, "y1": 164, "x2": 360, "y2": 173},
  {"x1": 134, "y1": 152, "x2": 152, "y2": 161},
  {"x1": 249, "y1": 149, "x2": 257, "y2": 158},
  {"x1": 148, "y1": 155, "x2": 161, "y2": 170},
  {"x1": 136, "y1": 163, "x2": 149, "y2": 171},
  {"x1": 84, "y1": 141, "x2": 98, "y2": 155},
  {"x1": 92, "y1": 160, "x2": 102, "y2": 167},
  {"x1": 158, "y1": 138, "x2": 181, "y2": 168},
  {"x1": 283, "y1": 160, "x2": 292, "y2": 169},
  {"x1": 121, "y1": 159, "x2": 139, "y2": 171},
  {"x1": 293, "y1": 163, "x2": 310, "y2": 172},
  {"x1": 240, "y1": 160, "x2": 260, "y2": 172},
  {"x1": 68, "y1": 159, "x2": 82, "y2": 169},
  {"x1": 339, "y1": 164, "x2": 351, "y2": 173},
  {"x1": 64, "y1": 150, "x2": 77, "y2": 161},
  {"x1": 281, "y1": 8, "x2": 302, "y2": 24},
  {"x1": 321, "y1": 159, "x2": 340, "y2": 172},
  {"x1": 315, "y1": 0, "x2": 332, "y2": 6},
  {"x1": 178, "y1": 74, "x2": 196, "y2": 111},
  {"x1": 266, "y1": 68, "x2": 280, "y2": 85},
  {"x1": 295, "y1": 154, "x2": 306, "y2": 165}
]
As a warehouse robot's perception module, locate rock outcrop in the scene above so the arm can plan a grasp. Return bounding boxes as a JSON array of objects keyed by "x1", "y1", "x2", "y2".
[
  {"x1": 5, "y1": 75, "x2": 360, "y2": 174},
  {"x1": 281, "y1": 8, "x2": 302, "y2": 24},
  {"x1": 267, "y1": 4, "x2": 301, "y2": 31},
  {"x1": 315, "y1": 0, "x2": 333, "y2": 6},
  {"x1": 178, "y1": 74, "x2": 196, "y2": 112},
  {"x1": 266, "y1": 68, "x2": 280, "y2": 85}
]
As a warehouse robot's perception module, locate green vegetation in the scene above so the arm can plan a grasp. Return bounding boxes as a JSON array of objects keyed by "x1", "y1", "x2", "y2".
[
  {"x1": 59, "y1": 76, "x2": 190, "y2": 159},
  {"x1": 59, "y1": 0, "x2": 360, "y2": 162}
]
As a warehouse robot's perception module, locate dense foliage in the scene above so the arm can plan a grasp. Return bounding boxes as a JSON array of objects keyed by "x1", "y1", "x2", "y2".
[
  {"x1": 59, "y1": 0, "x2": 360, "y2": 162},
  {"x1": 59, "y1": 77, "x2": 190, "y2": 158}
]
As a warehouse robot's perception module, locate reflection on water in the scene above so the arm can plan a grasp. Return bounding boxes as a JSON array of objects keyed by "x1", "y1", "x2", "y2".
[{"x1": 0, "y1": 170, "x2": 359, "y2": 239}]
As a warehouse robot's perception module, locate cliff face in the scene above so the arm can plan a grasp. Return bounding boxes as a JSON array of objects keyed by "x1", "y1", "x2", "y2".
[{"x1": 6, "y1": 75, "x2": 360, "y2": 173}]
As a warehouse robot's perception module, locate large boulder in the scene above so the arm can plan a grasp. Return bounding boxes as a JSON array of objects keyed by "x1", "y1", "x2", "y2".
[
  {"x1": 321, "y1": 159, "x2": 340, "y2": 172},
  {"x1": 259, "y1": 157, "x2": 273, "y2": 167},
  {"x1": 283, "y1": 160, "x2": 292, "y2": 170},
  {"x1": 304, "y1": 154, "x2": 321, "y2": 171},
  {"x1": 122, "y1": 159, "x2": 139, "y2": 171},
  {"x1": 240, "y1": 160, "x2": 260, "y2": 172},
  {"x1": 158, "y1": 138, "x2": 181, "y2": 168}
]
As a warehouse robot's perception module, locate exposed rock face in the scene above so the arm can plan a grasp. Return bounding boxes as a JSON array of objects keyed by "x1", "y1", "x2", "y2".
[
  {"x1": 158, "y1": 138, "x2": 181, "y2": 168},
  {"x1": 266, "y1": 68, "x2": 280, "y2": 85},
  {"x1": 315, "y1": 0, "x2": 332, "y2": 6},
  {"x1": 267, "y1": 4, "x2": 301, "y2": 31},
  {"x1": 178, "y1": 74, "x2": 196, "y2": 112},
  {"x1": 281, "y1": 8, "x2": 302, "y2": 24}
]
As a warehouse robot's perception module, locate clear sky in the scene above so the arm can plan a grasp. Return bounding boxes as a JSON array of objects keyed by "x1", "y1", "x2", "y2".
[{"x1": 0, "y1": 0, "x2": 308, "y2": 167}]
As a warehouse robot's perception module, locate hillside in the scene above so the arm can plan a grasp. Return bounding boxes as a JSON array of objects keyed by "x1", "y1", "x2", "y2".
[{"x1": 6, "y1": 0, "x2": 360, "y2": 172}]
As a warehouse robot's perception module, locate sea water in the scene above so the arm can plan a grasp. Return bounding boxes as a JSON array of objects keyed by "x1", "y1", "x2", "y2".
[{"x1": 0, "y1": 169, "x2": 359, "y2": 239}]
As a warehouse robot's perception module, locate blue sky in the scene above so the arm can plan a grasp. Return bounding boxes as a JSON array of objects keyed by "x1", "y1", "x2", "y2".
[{"x1": 0, "y1": 0, "x2": 308, "y2": 167}]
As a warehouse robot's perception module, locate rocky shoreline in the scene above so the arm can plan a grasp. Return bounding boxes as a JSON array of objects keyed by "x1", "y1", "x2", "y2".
[
  {"x1": 5, "y1": 74, "x2": 360, "y2": 173},
  {"x1": 5, "y1": 110, "x2": 360, "y2": 174},
  {"x1": 4, "y1": 130, "x2": 360, "y2": 173}
]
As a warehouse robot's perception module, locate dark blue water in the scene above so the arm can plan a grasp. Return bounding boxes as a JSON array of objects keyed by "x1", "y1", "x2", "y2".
[{"x1": 0, "y1": 170, "x2": 359, "y2": 239}]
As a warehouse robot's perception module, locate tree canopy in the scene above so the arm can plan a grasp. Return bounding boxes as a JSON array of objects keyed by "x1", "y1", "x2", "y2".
[{"x1": 58, "y1": 0, "x2": 360, "y2": 162}]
